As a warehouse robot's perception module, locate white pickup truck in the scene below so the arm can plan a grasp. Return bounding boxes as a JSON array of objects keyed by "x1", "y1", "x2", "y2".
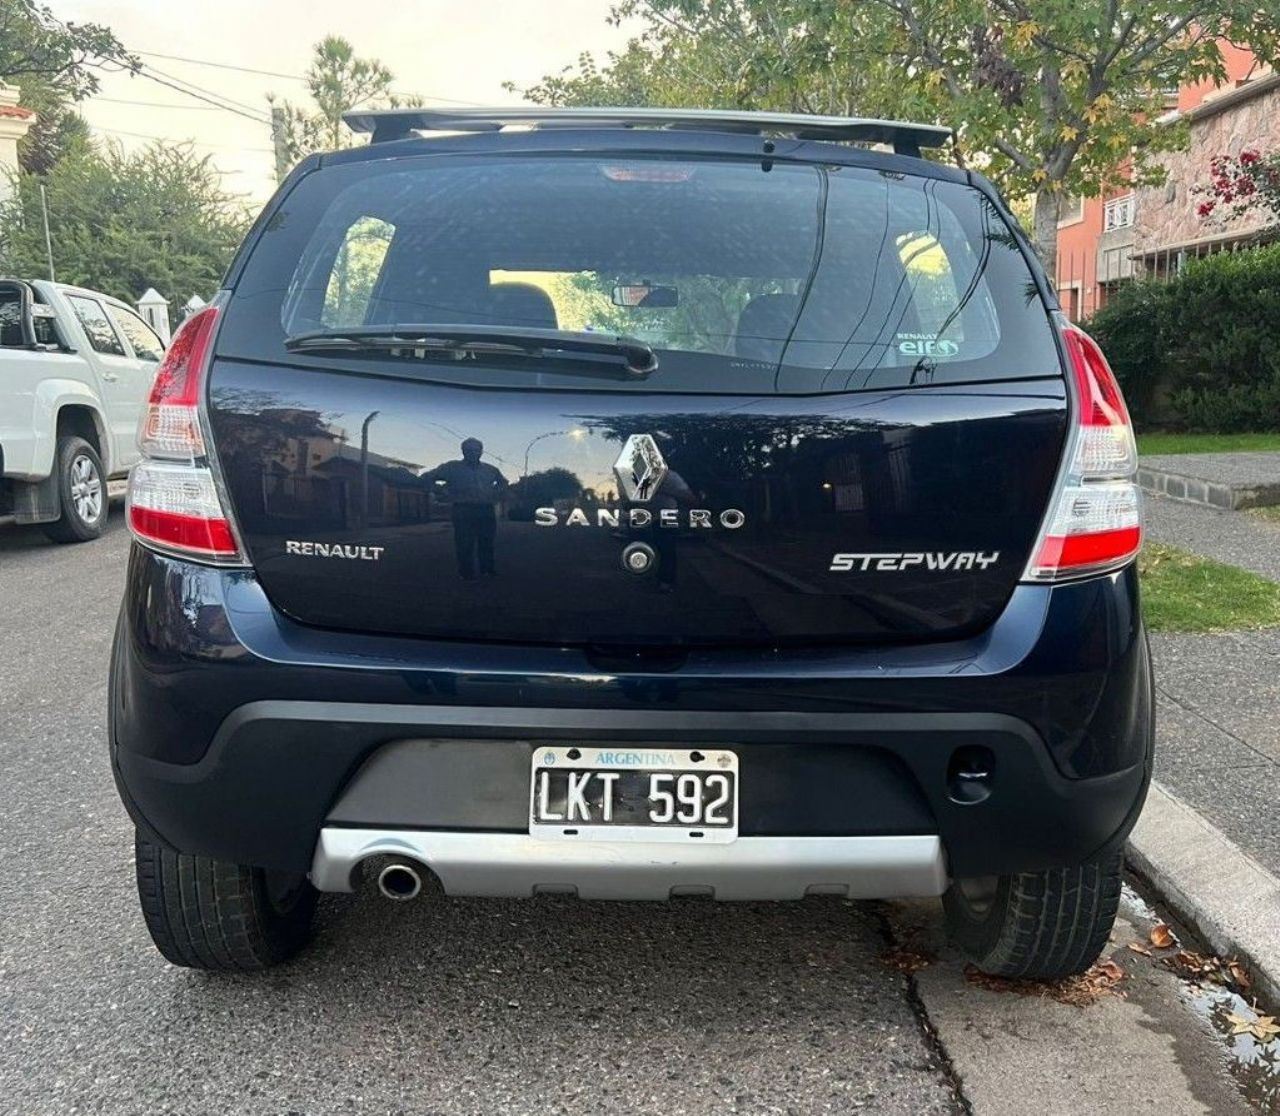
[{"x1": 0, "y1": 278, "x2": 165, "y2": 542}]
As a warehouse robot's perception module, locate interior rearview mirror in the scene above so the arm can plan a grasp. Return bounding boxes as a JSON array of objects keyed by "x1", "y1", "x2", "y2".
[{"x1": 611, "y1": 283, "x2": 679, "y2": 309}]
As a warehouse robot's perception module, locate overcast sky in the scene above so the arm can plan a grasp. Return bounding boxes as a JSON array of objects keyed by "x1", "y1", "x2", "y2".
[{"x1": 58, "y1": 0, "x2": 633, "y2": 204}]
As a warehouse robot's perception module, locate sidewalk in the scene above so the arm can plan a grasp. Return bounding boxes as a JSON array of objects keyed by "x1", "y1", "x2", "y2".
[
  {"x1": 1132, "y1": 488, "x2": 1280, "y2": 1009},
  {"x1": 1145, "y1": 492, "x2": 1280, "y2": 582},
  {"x1": 1149, "y1": 630, "x2": 1280, "y2": 876}
]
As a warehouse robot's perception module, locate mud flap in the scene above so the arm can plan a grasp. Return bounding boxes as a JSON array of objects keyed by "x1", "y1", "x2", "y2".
[{"x1": 11, "y1": 472, "x2": 60, "y2": 524}]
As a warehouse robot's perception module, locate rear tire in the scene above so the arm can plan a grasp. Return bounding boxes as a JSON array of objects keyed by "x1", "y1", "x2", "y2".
[
  {"x1": 943, "y1": 851, "x2": 1123, "y2": 979},
  {"x1": 134, "y1": 833, "x2": 318, "y2": 971},
  {"x1": 42, "y1": 435, "x2": 105, "y2": 543}
]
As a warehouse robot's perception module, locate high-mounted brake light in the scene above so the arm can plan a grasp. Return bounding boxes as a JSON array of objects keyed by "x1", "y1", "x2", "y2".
[
  {"x1": 127, "y1": 306, "x2": 243, "y2": 563},
  {"x1": 1023, "y1": 322, "x2": 1142, "y2": 582},
  {"x1": 601, "y1": 164, "x2": 694, "y2": 183}
]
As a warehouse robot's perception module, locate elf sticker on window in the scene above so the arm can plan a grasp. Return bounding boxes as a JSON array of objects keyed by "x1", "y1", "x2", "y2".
[{"x1": 897, "y1": 333, "x2": 960, "y2": 358}]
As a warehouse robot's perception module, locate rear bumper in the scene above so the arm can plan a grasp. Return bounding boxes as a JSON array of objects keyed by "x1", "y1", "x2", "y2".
[
  {"x1": 110, "y1": 546, "x2": 1154, "y2": 889},
  {"x1": 311, "y1": 829, "x2": 948, "y2": 900}
]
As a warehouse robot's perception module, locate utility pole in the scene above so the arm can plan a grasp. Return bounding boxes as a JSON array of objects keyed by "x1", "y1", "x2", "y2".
[
  {"x1": 39, "y1": 184, "x2": 54, "y2": 282},
  {"x1": 359, "y1": 410, "x2": 380, "y2": 528},
  {"x1": 270, "y1": 104, "x2": 290, "y2": 184}
]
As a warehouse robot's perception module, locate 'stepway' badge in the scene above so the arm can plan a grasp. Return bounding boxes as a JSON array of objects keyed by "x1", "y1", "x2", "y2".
[{"x1": 830, "y1": 551, "x2": 999, "y2": 572}]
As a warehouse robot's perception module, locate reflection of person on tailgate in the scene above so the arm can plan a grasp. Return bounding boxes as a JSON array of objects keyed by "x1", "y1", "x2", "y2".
[{"x1": 421, "y1": 438, "x2": 509, "y2": 579}]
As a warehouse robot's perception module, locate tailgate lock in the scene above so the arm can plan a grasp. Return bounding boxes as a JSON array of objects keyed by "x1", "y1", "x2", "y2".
[{"x1": 621, "y1": 542, "x2": 656, "y2": 575}]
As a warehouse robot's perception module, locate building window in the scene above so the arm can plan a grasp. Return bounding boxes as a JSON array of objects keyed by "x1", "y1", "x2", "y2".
[
  {"x1": 1103, "y1": 194, "x2": 1135, "y2": 232},
  {"x1": 1057, "y1": 195, "x2": 1084, "y2": 226}
]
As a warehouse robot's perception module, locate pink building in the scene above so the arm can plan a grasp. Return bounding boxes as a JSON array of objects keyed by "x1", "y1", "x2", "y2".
[{"x1": 1054, "y1": 47, "x2": 1274, "y2": 320}]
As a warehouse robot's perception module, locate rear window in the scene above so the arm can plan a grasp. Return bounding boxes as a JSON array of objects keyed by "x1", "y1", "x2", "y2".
[
  {"x1": 222, "y1": 152, "x2": 1060, "y2": 393},
  {"x1": 0, "y1": 288, "x2": 23, "y2": 347},
  {"x1": 0, "y1": 287, "x2": 62, "y2": 347}
]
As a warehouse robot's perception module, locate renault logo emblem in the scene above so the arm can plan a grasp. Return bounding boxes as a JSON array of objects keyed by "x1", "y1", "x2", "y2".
[{"x1": 613, "y1": 434, "x2": 667, "y2": 504}]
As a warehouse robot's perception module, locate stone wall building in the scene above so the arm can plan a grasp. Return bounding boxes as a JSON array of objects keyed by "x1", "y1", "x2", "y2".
[{"x1": 1133, "y1": 70, "x2": 1280, "y2": 276}]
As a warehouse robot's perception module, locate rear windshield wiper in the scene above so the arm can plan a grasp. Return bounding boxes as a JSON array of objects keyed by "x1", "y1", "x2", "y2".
[{"x1": 284, "y1": 324, "x2": 657, "y2": 379}]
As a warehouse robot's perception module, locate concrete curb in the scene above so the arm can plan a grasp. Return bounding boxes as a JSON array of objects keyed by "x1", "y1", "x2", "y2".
[
  {"x1": 1127, "y1": 780, "x2": 1280, "y2": 1010},
  {"x1": 1138, "y1": 464, "x2": 1280, "y2": 510},
  {"x1": 1137, "y1": 454, "x2": 1280, "y2": 511}
]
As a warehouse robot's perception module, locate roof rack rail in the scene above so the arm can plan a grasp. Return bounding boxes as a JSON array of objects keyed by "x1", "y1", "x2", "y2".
[{"x1": 342, "y1": 107, "x2": 952, "y2": 157}]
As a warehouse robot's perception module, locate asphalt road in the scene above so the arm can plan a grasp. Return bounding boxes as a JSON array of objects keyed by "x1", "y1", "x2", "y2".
[{"x1": 0, "y1": 511, "x2": 1268, "y2": 1115}]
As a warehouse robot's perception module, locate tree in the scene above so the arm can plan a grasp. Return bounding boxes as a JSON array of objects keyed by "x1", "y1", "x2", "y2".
[
  {"x1": 0, "y1": 0, "x2": 135, "y2": 173},
  {"x1": 509, "y1": 466, "x2": 585, "y2": 512},
  {"x1": 510, "y1": 2, "x2": 886, "y2": 115},
  {"x1": 864, "y1": 1, "x2": 1280, "y2": 278},
  {"x1": 17, "y1": 102, "x2": 90, "y2": 175},
  {"x1": 521, "y1": 1, "x2": 1280, "y2": 275},
  {"x1": 0, "y1": 141, "x2": 249, "y2": 304},
  {"x1": 269, "y1": 36, "x2": 404, "y2": 173}
]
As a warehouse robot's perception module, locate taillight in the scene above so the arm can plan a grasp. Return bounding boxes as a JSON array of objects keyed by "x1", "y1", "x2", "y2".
[
  {"x1": 127, "y1": 306, "x2": 243, "y2": 563},
  {"x1": 1022, "y1": 322, "x2": 1142, "y2": 582}
]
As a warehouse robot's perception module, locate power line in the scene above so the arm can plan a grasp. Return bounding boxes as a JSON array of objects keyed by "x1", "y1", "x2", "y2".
[
  {"x1": 135, "y1": 50, "x2": 305, "y2": 82},
  {"x1": 141, "y1": 63, "x2": 271, "y2": 118},
  {"x1": 132, "y1": 67, "x2": 270, "y2": 125},
  {"x1": 132, "y1": 72, "x2": 267, "y2": 123},
  {"x1": 92, "y1": 123, "x2": 275, "y2": 155},
  {"x1": 133, "y1": 47, "x2": 481, "y2": 106},
  {"x1": 96, "y1": 96, "x2": 224, "y2": 111}
]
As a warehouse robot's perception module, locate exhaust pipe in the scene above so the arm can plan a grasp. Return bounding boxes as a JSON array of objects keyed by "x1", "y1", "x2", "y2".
[{"x1": 376, "y1": 860, "x2": 423, "y2": 901}]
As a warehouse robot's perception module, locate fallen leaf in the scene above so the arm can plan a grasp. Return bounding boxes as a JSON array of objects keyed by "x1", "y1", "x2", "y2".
[
  {"x1": 1164, "y1": 949, "x2": 1220, "y2": 979},
  {"x1": 1227, "y1": 1011, "x2": 1254, "y2": 1035},
  {"x1": 1227, "y1": 960, "x2": 1252, "y2": 990},
  {"x1": 1149, "y1": 923, "x2": 1177, "y2": 949},
  {"x1": 1095, "y1": 960, "x2": 1125, "y2": 984},
  {"x1": 962, "y1": 959, "x2": 1126, "y2": 1007},
  {"x1": 1224, "y1": 1010, "x2": 1280, "y2": 1044},
  {"x1": 881, "y1": 947, "x2": 935, "y2": 973},
  {"x1": 1251, "y1": 1016, "x2": 1280, "y2": 1043}
]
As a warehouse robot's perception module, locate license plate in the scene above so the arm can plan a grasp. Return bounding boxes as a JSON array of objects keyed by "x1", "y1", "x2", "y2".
[{"x1": 529, "y1": 746, "x2": 739, "y2": 843}]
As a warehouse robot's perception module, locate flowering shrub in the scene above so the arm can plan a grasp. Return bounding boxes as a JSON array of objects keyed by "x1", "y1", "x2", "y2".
[{"x1": 1195, "y1": 149, "x2": 1280, "y2": 223}]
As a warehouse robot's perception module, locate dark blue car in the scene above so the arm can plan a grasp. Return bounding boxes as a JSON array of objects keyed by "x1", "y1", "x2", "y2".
[{"x1": 110, "y1": 107, "x2": 1151, "y2": 976}]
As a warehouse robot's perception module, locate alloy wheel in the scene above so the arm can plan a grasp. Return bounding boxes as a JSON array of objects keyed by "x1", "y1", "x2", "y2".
[{"x1": 69, "y1": 454, "x2": 103, "y2": 524}]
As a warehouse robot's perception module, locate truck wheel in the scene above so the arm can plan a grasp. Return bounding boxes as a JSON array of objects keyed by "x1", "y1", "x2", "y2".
[
  {"x1": 42, "y1": 435, "x2": 106, "y2": 543},
  {"x1": 134, "y1": 833, "x2": 318, "y2": 971},
  {"x1": 943, "y1": 851, "x2": 1123, "y2": 979}
]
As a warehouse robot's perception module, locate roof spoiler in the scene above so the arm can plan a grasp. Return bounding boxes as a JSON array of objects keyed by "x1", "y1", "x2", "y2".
[{"x1": 342, "y1": 107, "x2": 952, "y2": 157}]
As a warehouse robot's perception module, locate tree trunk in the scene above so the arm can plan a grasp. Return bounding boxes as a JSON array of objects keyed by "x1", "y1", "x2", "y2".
[{"x1": 1032, "y1": 188, "x2": 1063, "y2": 288}]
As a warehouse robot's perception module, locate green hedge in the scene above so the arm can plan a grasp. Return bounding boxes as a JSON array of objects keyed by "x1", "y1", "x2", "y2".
[{"x1": 1084, "y1": 242, "x2": 1280, "y2": 432}]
